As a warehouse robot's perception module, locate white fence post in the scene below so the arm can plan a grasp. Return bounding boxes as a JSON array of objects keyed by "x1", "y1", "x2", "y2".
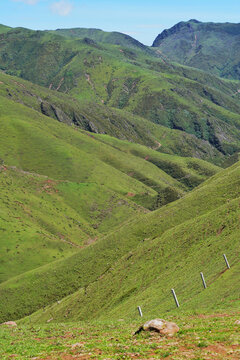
[
  {"x1": 137, "y1": 306, "x2": 143, "y2": 317},
  {"x1": 171, "y1": 288, "x2": 180, "y2": 307},
  {"x1": 200, "y1": 272, "x2": 207, "y2": 289},
  {"x1": 223, "y1": 254, "x2": 230, "y2": 269}
]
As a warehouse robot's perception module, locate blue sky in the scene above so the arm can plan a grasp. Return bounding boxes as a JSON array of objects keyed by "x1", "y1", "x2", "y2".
[{"x1": 1, "y1": 0, "x2": 240, "y2": 44}]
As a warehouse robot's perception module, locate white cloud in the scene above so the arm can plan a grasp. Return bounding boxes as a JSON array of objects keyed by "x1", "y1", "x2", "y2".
[
  {"x1": 50, "y1": 0, "x2": 73, "y2": 16},
  {"x1": 12, "y1": 0, "x2": 39, "y2": 4}
]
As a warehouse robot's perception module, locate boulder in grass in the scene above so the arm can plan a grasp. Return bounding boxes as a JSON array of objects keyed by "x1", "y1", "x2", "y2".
[
  {"x1": 135, "y1": 319, "x2": 179, "y2": 336},
  {"x1": 1, "y1": 321, "x2": 17, "y2": 327}
]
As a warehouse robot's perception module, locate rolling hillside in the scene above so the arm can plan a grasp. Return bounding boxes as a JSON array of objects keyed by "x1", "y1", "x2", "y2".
[
  {"x1": 0, "y1": 165, "x2": 144, "y2": 283},
  {"x1": 0, "y1": 72, "x2": 221, "y2": 287},
  {"x1": 0, "y1": 22, "x2": 239, "y2": 332},
  {"x1": 0, "y1": 26, "x2": 240, "y2": 161},
  {"x1": 53, "y1": 27, "x2": 154, "y2": 55},
  {"x1": 0, "y1": 159, "x2": 239, "y2": 323},
  {"x1": 0, "y1": 71, "x2": 223, "y2": 163}
]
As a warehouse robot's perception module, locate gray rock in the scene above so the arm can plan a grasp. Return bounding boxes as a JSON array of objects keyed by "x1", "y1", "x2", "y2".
[{"x1": 135, "y1": 318, "x2": 179, "y2": 336}]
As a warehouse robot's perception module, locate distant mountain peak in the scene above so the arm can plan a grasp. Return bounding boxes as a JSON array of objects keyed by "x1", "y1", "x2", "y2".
[
  {"x1": 152, "y1": 20, "x2": 240, "y2": 80},
  {"x1": 188, "y1": 19, "x2": 201, "y2": 23}
]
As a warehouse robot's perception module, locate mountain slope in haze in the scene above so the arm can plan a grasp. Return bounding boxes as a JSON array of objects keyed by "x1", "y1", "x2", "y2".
[
  {"x1": 153, "y1": 19, "x2": 240, "y2": 80},
  {"x1": 0, "y1": 26, "x2": 240, "y2": 160},
  {"x1": 0, "y1": 159, "x2": 238, "y2": 323}
]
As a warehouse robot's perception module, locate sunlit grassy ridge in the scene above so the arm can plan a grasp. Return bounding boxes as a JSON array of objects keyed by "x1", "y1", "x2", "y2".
[
  {"x1": 0, "y1": 160, "x2": 238, "y2": 323},
  {"x1": 0, "y1": 166, "x2": 144, "y2": 283},
  {"x1": 0, "y1": 23, "x2": 239, "y2": 333},
  {"x1": 0, "y1": 71, "x2": 224, "y2": 163},
  {"x1": 0, "y1": 87, "x2": 219, "y2": 203},
  {"x1": 0, "y1": 26, "x2": 240, "y2": 160},
  {"x1": 0, "y1": 82, "x2": 221, "y2": 287},
  {"x1": 27, "y1": 162, "x2": 240, "y2": 322}
]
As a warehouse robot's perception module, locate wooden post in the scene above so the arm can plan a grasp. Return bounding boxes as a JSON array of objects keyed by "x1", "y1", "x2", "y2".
[
  {"x1": 137, "y1": 306, "x2": 143, "y2": 317},
  {"x1": 223, "y1": 254, "x2": 230, "y2": 269},
  {"x1": 200, "y1": 272, "x2": 207, "y2": 289},
  {"x1": 171, "y1": 288, "x2": 180, "y2": 307}
]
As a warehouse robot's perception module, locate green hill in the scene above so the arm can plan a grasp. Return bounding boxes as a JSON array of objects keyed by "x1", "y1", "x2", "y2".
[
  {"x1": 0, "y1": 78, "x2": 221, "y2": 287},
  {"x1": 0, "y1": 158, "x2": 238, "y2": 323},
  {"x1": 0, "y1": 92, "x2": 219, "y2": 205},
  {"x1": 0, "y1": 166, "x2": 143, "y2": 283},
  {"x1": 0, "y1": 71, "x2": 222, "y2": 163},
  {"x1": 0, "y1": 24, "x2": 11, "y2": 34},
  {"x1": 0, "y1": 22, "x2": 239, "y2": 329},
  {"x1": 152, "y1": 19, "x2": 240, "y2": 81},
  {"x1": 53, "y1": 27, "x2": 154, "y2": 55},
  {"x1": 0, "y1": 26, "x2": 240, "y2": 160}
]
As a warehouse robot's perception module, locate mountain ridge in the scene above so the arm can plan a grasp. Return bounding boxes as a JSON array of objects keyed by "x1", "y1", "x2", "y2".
[
  {"x1": 0, "y1": 26, "x2": 240, "y2": 162},
  {"x1": 152, "y1": 19, "x2": 240, "y2": 80}
]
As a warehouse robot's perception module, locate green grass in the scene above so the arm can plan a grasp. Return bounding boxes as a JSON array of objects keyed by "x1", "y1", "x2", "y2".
[
  {"x1": 0, "y1": 23, "x2": 240, "y2": 350},
  {"x1": 0, "y1": 71, "x2": 225, "y2": 164},
  {"x1": 0, "y1": 89, "x2": 220, "y2": 207},
  {"x1": 0, "y1": 160, "x2": 238, "y2": 323},
  {"x1": 1, "y1": 314, "x2": 240, "y2": 359},
  {"x1": 0, "y1": 24, "x2": 12, "y2": 34},
  {"x1": 0, "y1": 166, "x2": 145, "y2": 283},
  {"x1": 0, "y1": 82, "x2": 221, "y2": 286},
  {"x1": 0, "y1": 25, "x2": 240, "y2": 161}
]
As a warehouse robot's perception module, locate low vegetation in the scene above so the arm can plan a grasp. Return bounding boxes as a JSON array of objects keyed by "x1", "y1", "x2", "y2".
[
  {"x1": 1, "y1": 314, "x2": 240, "y2": 359},
  {"x1": 0, "y1": 21, "x2": 240, "y2": 360}
]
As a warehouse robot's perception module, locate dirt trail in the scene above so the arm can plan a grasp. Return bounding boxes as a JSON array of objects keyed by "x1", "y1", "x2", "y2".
[{"x1": 153, "y1": 141, "x2": 162, "y2": 150}]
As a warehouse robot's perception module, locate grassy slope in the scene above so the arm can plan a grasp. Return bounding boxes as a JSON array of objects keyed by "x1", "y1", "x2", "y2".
[
  {"x1": 0, "y1": 28, "x2": 240, "y2": 160},
  {"x1": 153, "y1": 20, "x2": 240, "y2": 80},
  {"x1": 27, "y1": 162, "x2": 240, "y2": 323},
  {"x1": 0, "y1": 89, "x2": 220, "y2": 284},
  {"x1": 0, "y1": 160, "x2": 238, "y2": 323},
  {"x1": 0, "y1": 89, "x2": 219, "y2": 202},
  {"x1": 0, "y1": 24, "x2": 11, "y2": 34},
  {"x1": 53, "y1": 27, "x2": 154, "y2": 54},
  {"x1": 51, "y1": 40, "x2": 240, "y2": 158},
  {"x1": 0, "y1": 71, "x2": 222, "y2": 163},
  {"x1": 0, "y1": 166, "x2": 144, "y2": 283}
]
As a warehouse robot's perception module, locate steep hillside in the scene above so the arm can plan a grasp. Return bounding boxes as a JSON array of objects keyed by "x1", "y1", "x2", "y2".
[
  {"x1": 0, "y1": 71, "x2": 222, "y2": 163},
  {"x1": 0, "y1": 85, "x2": 221, "y2": 285},
  {"x1": 0, "y1": 23, "x2": 239, "y2": 326},
  {"x1": 0, "y1": 160, "x2": 238, "y2": 323},
  {"x1": 0, "y1": 27, "x2": 240, "y2": 160},
  {"x1": 152, "y1": 19, "x2": 240, "y2": 80},
  {"x1": 0, "y1": 92, "x2": 220, "y2": 209},
  {"x1": 0, "y1": 166, "x2": 143, "y2": 283}
]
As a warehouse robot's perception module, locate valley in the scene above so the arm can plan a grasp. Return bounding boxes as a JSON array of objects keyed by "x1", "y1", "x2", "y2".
[{"x1": 0, "y1": 17, "x2": 240, "y2": 360}]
